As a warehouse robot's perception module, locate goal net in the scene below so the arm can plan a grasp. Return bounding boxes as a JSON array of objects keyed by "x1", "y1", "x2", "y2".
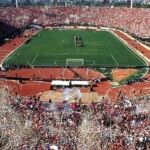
[{"x1": 66, "y1": 59, "x2": 84, "y2": 67}]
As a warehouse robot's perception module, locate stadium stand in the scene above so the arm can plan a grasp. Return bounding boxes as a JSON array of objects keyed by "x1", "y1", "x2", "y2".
[
  {"x1": 0, "y1": 5, "x2": 150, "y2": 150},
  {"x1": 0, "y1": 7, "x2": 149, "y2": 38},
  {"x1": 0, "y1": 87, "x2": 150, "y2": 149}
]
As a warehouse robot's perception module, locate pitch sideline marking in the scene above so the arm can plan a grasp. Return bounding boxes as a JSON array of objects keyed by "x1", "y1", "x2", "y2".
[
  {"x1": 112, "y1": 30, "x2": 149, "y2": 79},
  {"x1": 1, "y1": 30, "x2": 41, "y2": 68},
  {"x1": 110, "y1": 31, "x2": 146, "y2": 65}
]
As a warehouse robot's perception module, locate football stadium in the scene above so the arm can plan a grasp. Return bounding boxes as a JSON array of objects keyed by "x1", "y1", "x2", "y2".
[
  {"x1": 0, "y1": 1, "x2": 150, "y2": 150},
  {"x1": 3, "y1": 29, "x2": 146, "y2": 67}
]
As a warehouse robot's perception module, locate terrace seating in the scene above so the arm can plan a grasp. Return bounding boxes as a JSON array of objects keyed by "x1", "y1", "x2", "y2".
[
  {"x1": 0, "y1": 7, "x2": 149, "y2": 38},
  {"x1": 0, "y1": 87, "x2": 150, "y2": 149}
]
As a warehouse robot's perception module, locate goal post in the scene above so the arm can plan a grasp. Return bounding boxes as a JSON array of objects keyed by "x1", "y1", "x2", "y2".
[{"x1": 66, "y1": 59, "x2": 84, "y2": 67}]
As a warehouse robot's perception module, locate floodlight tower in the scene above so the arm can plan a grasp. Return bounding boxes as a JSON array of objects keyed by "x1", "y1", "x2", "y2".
[
  {"x1": 130, "y1": 0, "x2": 133, "y2": 8},
  {"x1": 15, "y1": 0, "x2": 18, "y2": 7}
]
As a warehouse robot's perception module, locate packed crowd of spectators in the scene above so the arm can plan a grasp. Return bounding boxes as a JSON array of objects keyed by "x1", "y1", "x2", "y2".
[
  {"x1": 0, "y1": 87, "x2": 150, "y2": 150},
  {"x1": 0, "y1": 6, "x2": 150, "y2": 150},
  {"x1": 0, "y1": 6, "x2": 149, "y2": 38}
]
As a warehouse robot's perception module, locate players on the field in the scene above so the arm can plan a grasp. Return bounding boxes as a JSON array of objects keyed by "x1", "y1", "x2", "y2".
[{"x1": 74, "y1": 36, "x2": 83, "y2": 47}]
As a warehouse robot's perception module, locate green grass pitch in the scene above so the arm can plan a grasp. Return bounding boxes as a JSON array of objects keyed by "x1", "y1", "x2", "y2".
[{"x1": 3, "y1": 29, "x2": 146, "y2": 67}]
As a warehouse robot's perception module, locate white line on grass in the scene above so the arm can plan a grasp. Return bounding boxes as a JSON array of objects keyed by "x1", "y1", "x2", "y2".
[
  {"x1": 84, "y1": 59, "x2": 96, "y2": 65},
  {"x1": 54, "y1": 60, "x2": 64, "y2": 65},
  {"x1": 44, "y1": 53, "x2": 108, "y2": 56},
  {"x1": 0, "y1": 30, "x2": 41, "y2": 68},
  {"x1": 26, "y1": 60, "x2": 31, "y2": 67},
  {"x1": 31, "y1": 54, "x2": 39, "y2": 64},
  {"x1": 111, "y1": 55, "x2": 119, "y2": 66},
  {"x1": 110, "y1": 31, "x2": 146, "y2": 65}
]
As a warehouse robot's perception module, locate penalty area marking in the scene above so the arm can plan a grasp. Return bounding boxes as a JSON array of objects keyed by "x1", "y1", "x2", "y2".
[
  {"x1": 54, "y1": 60, "x2": 65, "y2": 65},
  {"x1": 54, "y1": 59, "x2": 96, "y2": 66},
  {"x1": 84, "y1": 59, "x2": 96, "y2": 65},
  {"x1": 111, "y1": 55, "x2": 119, "y2": 66},
  {"x1": 31, "y1": 54, "x2": 39, "y2": 64},
  {"x1": 26, "y1": 60, "x2": 32, "y2": 67}
]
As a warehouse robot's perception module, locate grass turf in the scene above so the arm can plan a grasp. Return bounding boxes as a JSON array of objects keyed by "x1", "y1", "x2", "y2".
[{"x1": 3, "y1": 29, "x2": 146, "y2": 67}]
